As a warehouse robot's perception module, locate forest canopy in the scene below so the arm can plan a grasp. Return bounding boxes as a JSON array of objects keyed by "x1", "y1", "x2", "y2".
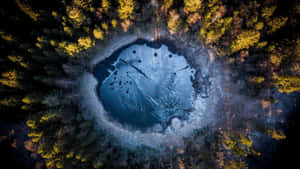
[{"x1": 0, "y1": 0, "x2": 299, "y2": 169}]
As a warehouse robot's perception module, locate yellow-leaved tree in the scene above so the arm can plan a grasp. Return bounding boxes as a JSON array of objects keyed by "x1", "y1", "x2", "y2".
[
  {"x1": 118, "y1": 0, "x2": 135, "y2": 32},
  {"x1": 231, "y1": 30, "x2": 260, "y2": 53},
  {"x1": 164, "y1": 0, "x2": 173, "y2": 10},
  {"x1": 16, "y1": 0, "x2": 40, "y2": 21},
  {"x1": 102, "y1": 0, "x2": 111, "y2": 13},
  {"x1": 273, "y1": 75, "x2": 300, "y2": 94},
  {"x1": 167, "y1": 10, "x2": 182, "y2": 34},
  {"x1": 118, "y1": 0, "x2": 135, "y2": 20},
  {"x1": 0, "y1": 70, "x2": 23, "y2": 89},
  {"x1": 184, "y1": 0, "x2": 202, "y2": 14}
]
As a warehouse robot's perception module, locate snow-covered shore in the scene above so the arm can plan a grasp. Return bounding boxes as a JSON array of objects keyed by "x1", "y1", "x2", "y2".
[{"x1": 78, "y1": 29, "x2": 226, "y2": 150}]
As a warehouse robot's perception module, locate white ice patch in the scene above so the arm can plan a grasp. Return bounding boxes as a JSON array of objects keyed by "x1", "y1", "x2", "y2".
[{"x1": 98, "y1": 44, "x2": 195, "y2": 129}]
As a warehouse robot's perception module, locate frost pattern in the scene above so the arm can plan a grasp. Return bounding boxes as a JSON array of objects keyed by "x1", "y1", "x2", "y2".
[{"x1": 99, "y1": 44, "x2": 195, "y2": 129}]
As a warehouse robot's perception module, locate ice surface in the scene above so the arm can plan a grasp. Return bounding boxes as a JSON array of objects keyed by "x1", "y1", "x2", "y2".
[{"x1": 98, "y1": 43, "x2": 195, "y2": 130}]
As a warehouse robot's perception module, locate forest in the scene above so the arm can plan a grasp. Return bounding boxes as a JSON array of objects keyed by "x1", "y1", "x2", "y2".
[{"x1": 0, "y1": 0, "x2": 299, "y2": 169}]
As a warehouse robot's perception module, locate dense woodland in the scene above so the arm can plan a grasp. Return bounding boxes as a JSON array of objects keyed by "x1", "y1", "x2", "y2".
[{"x1": 0, "y1": 0, "x2": 299, "y2": 169}]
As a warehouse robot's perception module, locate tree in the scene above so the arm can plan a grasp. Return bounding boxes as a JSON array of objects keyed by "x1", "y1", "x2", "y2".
[
  {"x1": 111, "y1": 19, "x2": 118, "y2": 28},
  {"x1": 224, "y1": 159, "x2": 248, "y2": 169},
  {"x1": 117, "y1": 0, "x2": 135, "y2": 32},
  {"x1": 58, "y1": 42, "x2": 80, "y2": 56},
  {"x1": 267, "y1": 17, "x2": 288, "y2": 33},
  {"x1": 22, "y1": 93, "x2": 42, "y2": 104},
  {"x1": 26, "y1": 120, "x2": 37, "y2": 129},
  {"x1": 118, "y1": 0, "x2": 135, "y2": 20},
  {"x1": 251, "y1": 76, "x2": 265, "y2": 84},
  {"x1": 7, "y1": 55, "x2": 29, "y2": 69},
  {"x1": 273, "y1": 75, "x2": 300, "y2": 93},
  {"x1": 28, "y1": 131, "x2": 42, "y2": 143},
  {"x1": 102, "y1": 0, "x2": 111, "y2": 13},
  {"x1": 120, "y1": 19, "x2": 132, "y2": 32},
  {"x1": 163, "y1": 0, "x2": 173, "y2": 10},
  {"x1": 16, "y1": 0, "x2": 40, "y2": 21},
  {"x1": 184, "y1": 0, "x2": 202, "y2": 13},
  {"x1": 73, "y1": 0, "x2": 92, "y2": 9},
  {"x1": 0, "y1": 70, "x2": 23, "y2": 89},
  {"x1": 0, "y1": 31, "x2": 14, "y2": 42},
  {"x1": 198, "y1": 0, "x2": 229, "y2": 45},
  {"x1": 261, "y1": 6, "x2": 276, "y2": 19},
  {"x1": 186, "y1": 12, "x2": 201, "y2": 25},
  {"x1": 254, "y1": 22, "x2": 264, "y2": 31},
  {"x1": 267, "y1": 129, "x2": 286, "y2": 140},
  {"x1": 201, "y1": 17, "x2": 232, "y2": 44},
  {"x1": 77, "y1": 36, "x2": 94, "y2": 50},
  {"x1": 167, "y1": 10, "x2": 181, "y2": 34},
  {"x1": 39, "y1": 111, "x2": 59, "y2": 125},
  {"x1": 231, "y1": 30, "x2": 260, "y2": 53},
  {"x1": 222, "y1": 132, "x2": 260, "y2": 158},
  {"x1": 0, "y1": 96, "x2": 20, "y2": 107},
  {"x1": 66, "y1": 6, "x2": 85, "y2": 26},
  {"x1": 269, "y1": 53, "x2": 282, "y2": 67}
]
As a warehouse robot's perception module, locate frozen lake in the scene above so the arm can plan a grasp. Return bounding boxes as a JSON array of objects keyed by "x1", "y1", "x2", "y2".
[{"x1": 95, "y1": 41, "x2": 196, "y2": 130}]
